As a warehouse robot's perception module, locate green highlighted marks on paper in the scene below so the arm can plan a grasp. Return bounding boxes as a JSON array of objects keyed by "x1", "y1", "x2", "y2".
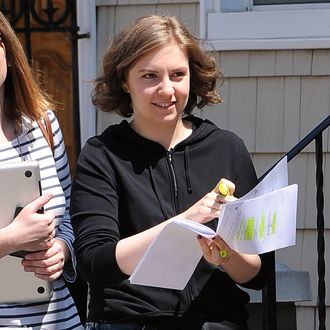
[
  {"x1": 244, "y1": 218, "x2": 254, "y2": 240},
  {"x1": 271, "y1": 212, "x2": 277, "y2": 235},
  {"x1": 259, "y1": 213, "x2": 266, "y2": 239},
  {"x1": 237, "y1": 211, "x2": 277, "y2": 241}
]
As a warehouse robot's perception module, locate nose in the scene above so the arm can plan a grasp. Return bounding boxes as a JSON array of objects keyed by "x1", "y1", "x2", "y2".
[{"x1": 158, "y1": 77, "x2": 174, "y2": 96}]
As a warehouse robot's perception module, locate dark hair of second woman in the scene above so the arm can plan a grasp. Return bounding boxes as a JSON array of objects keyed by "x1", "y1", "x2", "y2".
[
  {"x1": 91, "y1": 15, "x2": 223, "y2": 117},
  {"x1": 0, "y1": 12, "x2": 50, "y2": 122}
]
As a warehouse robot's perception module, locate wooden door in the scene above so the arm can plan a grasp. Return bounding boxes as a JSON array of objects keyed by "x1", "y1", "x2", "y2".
[
  {"x1": 31, "y1": 31, "x2": 77, "y2": 172},
  {"x1": 7, "y1": 0, "x2": 79, "y2": 173}
]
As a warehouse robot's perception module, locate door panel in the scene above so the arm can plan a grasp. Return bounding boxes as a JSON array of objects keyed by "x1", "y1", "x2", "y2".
[
  {"x1": 31, "y1": 31, "x2": 76, "y2": 172},
  {"x1": 3, "y1": 0, "x2": 79, "y2": 173}
]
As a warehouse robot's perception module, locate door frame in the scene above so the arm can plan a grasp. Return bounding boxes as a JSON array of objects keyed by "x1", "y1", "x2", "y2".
[{"x1": 77, "y1": 0, "x2": 97, "y2": 148}]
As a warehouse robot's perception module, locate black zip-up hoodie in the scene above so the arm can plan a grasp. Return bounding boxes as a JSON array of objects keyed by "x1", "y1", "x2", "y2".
[{"x1": 70, "y1": 116, "x2": 272, "y2": 328}]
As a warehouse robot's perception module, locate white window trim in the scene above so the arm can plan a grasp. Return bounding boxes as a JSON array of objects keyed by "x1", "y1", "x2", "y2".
[
  {"x1": 77, "y1": 0, "x2": 97, "y2": 147},
  {"x1": 200, "y1": 0, "x2": 330, "y2": 50}
]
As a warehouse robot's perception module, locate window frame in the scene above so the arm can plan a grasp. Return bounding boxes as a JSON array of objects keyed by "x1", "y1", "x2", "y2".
[
  {"x1": 200, "y1": 0, "x2": 330, "y2": 50},
  {"x1": 254, "y1": 0, "x2": 330, "y2": 4}
]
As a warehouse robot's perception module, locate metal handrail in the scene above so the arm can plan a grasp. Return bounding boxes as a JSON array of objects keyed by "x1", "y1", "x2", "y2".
[{"x1": 262, "y1": 114, "x2": 330, "y2": 330}]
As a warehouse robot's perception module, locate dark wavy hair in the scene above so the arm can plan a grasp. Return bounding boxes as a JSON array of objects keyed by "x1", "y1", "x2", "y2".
[
  {"x1": 0, "y1": 12, "x2": 52, "y2": 122},
  {"x1": 91, "y1": 15, "x2": 223, "y2": 117}
]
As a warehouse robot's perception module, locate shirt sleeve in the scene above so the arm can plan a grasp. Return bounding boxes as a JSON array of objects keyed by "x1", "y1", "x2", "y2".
[
  {"x1": 48, "y1": 110, "x2": 77, "y2": 283},
  {"x1": 70, "y1": 138, "x2": 127, "y2": 287}
]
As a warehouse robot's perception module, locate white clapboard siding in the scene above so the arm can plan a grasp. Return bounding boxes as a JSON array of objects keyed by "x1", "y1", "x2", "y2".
[
  {"x1": 296, "y1": 306, "x2": 330, "y2": 329},
  {"x1": 276, "y1": 229, "x2": 330, "y2": 306}
]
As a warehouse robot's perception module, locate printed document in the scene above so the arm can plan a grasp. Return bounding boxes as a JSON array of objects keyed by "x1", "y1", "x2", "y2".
[{"x1": 129, "y1": 157, "x2": 298, "y2": 289}]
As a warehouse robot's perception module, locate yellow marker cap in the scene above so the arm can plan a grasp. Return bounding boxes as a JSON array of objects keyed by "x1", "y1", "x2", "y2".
[
  {"x1": 218, "y1": 182, "x2": 230, "y2": 197},
  {"x1": 219, "y1": 250, "x2": 228, "y2": 258}
]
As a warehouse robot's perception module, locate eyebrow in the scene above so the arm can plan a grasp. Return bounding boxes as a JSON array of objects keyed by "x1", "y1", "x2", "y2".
[
  {"x1": 137, "y1": 67, "x2": 188, "y2": 73},
  {"x1": 137, "y1": 68, "x2": 156, "y2": 73}
]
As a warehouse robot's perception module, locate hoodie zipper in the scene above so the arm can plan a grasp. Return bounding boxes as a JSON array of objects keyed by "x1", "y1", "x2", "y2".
[
  {"x1": 167, "y1": 149, "x2": 179, "y2": 211},
  {"x1": 168, "y1": 149, "x2": 195, "y2": 304}
]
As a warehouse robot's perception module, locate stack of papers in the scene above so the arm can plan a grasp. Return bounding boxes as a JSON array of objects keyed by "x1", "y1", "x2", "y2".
[{"x1": 129, "y1": 157, "x2": 298, "y2": 290}]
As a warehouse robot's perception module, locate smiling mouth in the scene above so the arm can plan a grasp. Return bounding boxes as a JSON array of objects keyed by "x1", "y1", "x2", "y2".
[{"x1": 153, "y1": 102, "x2": 176, "y2": 108}]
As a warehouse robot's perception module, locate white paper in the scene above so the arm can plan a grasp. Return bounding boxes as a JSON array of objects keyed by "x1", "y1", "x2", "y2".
[
  {"x1": 240, "y1": 156, "x2": 288, "y2": 201},
  {"x1": 216, "y1": 184, "x2": 298, "y2": 254},
  {"x1": 129, "y1": 220, "x2": 206, "y2": 290},
  {"x1": 129, "y1": 157, "x2": 298, "y2": 289}
]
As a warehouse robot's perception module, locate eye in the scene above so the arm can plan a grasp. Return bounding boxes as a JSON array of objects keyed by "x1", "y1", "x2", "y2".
[
  {"x1": 172, "y1": 70, "x2": 186, "y2": 79},
  {"x1": 142, "y1": 72, "x2": 157, "y2": 79}
]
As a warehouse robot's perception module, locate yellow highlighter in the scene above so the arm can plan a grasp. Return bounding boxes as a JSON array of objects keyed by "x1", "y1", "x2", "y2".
[{"x1": 218, "y1": 181, "x2": 230, "y2": 197}]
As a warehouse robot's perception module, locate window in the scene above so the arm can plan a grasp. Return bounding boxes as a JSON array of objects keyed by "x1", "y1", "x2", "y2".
[
  {"x1": 255, "y1": 0, "x2": 330, "y2": 4},
  {"x1": 200, "y1": 0, "x2": 330, "y2": 50}
]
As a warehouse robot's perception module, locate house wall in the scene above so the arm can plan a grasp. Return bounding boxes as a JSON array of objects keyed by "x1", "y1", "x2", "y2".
[{"x1": 94, "y1": 1, "x2": 330, "y2": 329}]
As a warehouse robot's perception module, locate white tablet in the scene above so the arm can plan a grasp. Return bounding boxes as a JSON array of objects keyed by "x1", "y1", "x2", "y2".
[
  {"x1": 0, "y1": 254, "x2": 53, "y2": 303},
  {"x1": 0, "y1": 161, "x2": 53, "y2": 303}
]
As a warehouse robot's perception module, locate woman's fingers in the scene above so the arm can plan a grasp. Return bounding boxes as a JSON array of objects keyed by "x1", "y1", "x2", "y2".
[
  {"x1": 180, "y1": 178, "x2": 237, "y2": 223},
  {"x1": 215, "y1": 179, "x2": 237, "y2": 203},
  {"x1": 22, "y1": 241, "x2": 65, "y2": 281},
  {"x1": 197, "y1": 235, "x2": 232, "y2": 266},
  {"x1": 24, "y1": 192, "x2": 53, "y2": 214},
  {"x1": 197, "y1": 235, "x2": 212, "y2": 259},
  {"x1": 217, "y1": 178, "x2": 235, "y2": 196}
]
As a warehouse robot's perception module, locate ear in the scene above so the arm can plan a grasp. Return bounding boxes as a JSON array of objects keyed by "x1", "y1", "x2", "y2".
[
  {"x1": 122, "y1": 82, "x2": 129, "y2": 93},
  {"x1": 1, "y1": 43, "x2": 10, "y2": 66},
  {"x1": 0, "y1": 39, "x2": 5, "y2": 52}
]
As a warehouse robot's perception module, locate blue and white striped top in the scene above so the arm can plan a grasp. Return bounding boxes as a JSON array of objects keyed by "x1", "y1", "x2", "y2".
[{"x1": 0, "y1": 110, "x2": 83, "y2": 329}]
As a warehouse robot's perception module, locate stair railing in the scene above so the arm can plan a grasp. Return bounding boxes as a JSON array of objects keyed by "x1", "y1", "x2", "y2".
[{"x1": 261, "y1": 114, "x2": 330, "y2": 330}]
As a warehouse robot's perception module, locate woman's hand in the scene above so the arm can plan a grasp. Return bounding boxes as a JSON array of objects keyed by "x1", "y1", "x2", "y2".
[
  {"x1": 197, "y1": 235, "x2": 233, "y2": 266},
  {"x1": 198, "y1": 234, "x2": 261, "y2": 283},
  {"x1": 179, "y1": 178, "x2": 236, "y2": 224},
  {"x1": 22, "y1": 239, "x2": 69, "y2": 281},
  {"x1": 116, "y1": 179, "x2": 237, "y2": 276},
  {"x1": 7, "y1": 193, "x2": 55, "y2": 253}
]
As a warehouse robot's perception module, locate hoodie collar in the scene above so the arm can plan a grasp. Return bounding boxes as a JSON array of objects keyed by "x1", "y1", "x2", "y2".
[{"x1": 106, "y1": 115, "x2": 218, "y2": 151}]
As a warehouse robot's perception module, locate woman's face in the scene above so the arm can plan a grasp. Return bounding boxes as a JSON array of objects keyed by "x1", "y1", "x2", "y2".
[{"x1": 124, "y1": 42, "x2": 190, "y2": 130}]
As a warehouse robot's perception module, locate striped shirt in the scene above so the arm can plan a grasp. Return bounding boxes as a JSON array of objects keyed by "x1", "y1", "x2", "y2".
[{"x1": 0, "y1": 111, "x2": 83, "y2": 329}]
